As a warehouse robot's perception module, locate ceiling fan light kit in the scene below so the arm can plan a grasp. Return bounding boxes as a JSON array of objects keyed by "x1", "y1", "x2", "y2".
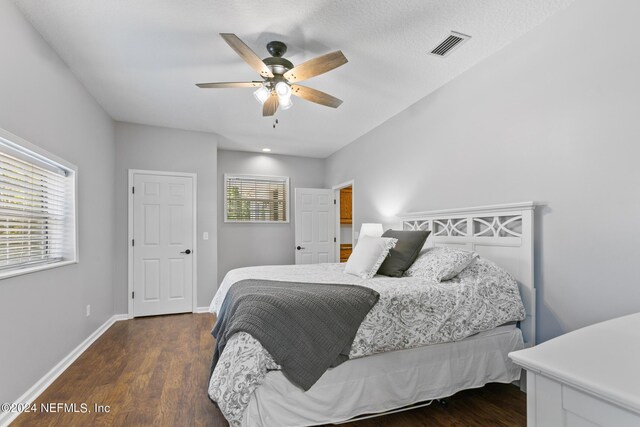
[
  {"x1": 253, "y1": 86, "x2": 271, "y2": 104},
  {"x1": 279, "y1": 96, "x2": 293, "y2": 110},
  {"x1": 196, "y1": 33, "x2": 348, "y2": 116},
  {"x1": 275, "y1": 81, "x2": 291, "y2": 98},
  {"x1": 275, "y1": 81, "x2": 293, "y2": 109}
]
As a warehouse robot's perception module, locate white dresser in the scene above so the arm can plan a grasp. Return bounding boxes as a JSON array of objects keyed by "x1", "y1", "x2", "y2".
[{"x1": 509, "y1": 313, "x2": 640, "y2": 426}]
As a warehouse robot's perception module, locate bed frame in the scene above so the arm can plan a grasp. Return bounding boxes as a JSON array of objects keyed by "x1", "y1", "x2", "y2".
[
  {"x1": 240, "y1": 202, "x2": 538, "y2": 426},
  {"x1": 398, "y1": 201, "x2": 536, "y2": 347}
]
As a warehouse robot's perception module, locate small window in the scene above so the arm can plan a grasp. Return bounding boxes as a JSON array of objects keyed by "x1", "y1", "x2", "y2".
[
  {"x1": 0, "y1": 128, "x2": 77, "y2": 279},
  {"x1": 224, "y1": 174, "x2": 289, "y2": 223}
]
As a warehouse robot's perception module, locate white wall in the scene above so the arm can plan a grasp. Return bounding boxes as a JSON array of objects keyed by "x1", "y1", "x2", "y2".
[
  {"x1": 325, "y1": 0, "x2": 640, "y2": 343},
  {"x1": 114, "y1": 122, "x2": 218, "y2": 311},
  {"x1": 0, "y1": 1, "x2": 116, "y2": 404},
  {"x1": 340, "y1": 225, "x2": 353, "y2": 244},
  {"x1": 217, "y1": 149, "x2": 325, "y2": 283}
]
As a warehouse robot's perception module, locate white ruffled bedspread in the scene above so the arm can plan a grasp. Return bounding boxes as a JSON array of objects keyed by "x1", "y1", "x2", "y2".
[{"x1": 208, "y1": 260, "x2": 525, "y2": 426}]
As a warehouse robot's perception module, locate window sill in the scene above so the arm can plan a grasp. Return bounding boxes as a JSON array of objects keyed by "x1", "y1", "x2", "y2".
[
  {"x1": 0, "y1": 260, "x2": 78, "y2": 280},
  {"x1": 224, "y1": 220, "x2": 291, "y2": 224}
]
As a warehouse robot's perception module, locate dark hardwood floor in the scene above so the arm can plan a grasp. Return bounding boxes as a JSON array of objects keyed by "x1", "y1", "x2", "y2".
[{"x1": 13, "y1": 313, "x2": 525, "y2": 426}]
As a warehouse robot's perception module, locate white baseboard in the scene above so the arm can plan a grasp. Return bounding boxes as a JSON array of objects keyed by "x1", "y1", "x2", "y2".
[
  {"x1": 194, "y1": 306, "x2": 211, "y2": 314},
  {"x1": 0, "y1": 314, "x2": 127, "y2": 427}
]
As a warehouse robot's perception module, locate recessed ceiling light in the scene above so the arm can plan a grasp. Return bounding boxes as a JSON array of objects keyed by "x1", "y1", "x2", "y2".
[{"x1": 262, "y1": 148, "x2": 271, "y2": 152}]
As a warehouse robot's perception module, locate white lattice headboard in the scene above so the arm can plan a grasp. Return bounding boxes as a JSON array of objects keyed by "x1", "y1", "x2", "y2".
[{"x1": 399, "y1": 202, "x2": 536, "y2": 347}]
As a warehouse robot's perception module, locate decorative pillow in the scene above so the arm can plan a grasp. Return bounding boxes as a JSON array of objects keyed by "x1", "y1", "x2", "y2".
[
  {"x1": 403, "y1": 246, "x2": 478, "y2": 282},
  {"x1": 344, "y1": 235, "x2": 397, "y2": 279},
  {"x1": 377, "y1": 230, "x2": 431, "y2": 277}
]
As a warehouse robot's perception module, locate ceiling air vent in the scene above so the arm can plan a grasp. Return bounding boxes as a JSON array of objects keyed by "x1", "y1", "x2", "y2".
[{"x1": 429, "y1": 31, "x2": 471, "y2": 57}]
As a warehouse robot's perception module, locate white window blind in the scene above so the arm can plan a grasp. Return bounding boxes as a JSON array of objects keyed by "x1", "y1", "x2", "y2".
[
  {"x1": 0, "y1": 129, "x2": 77, "y2": 277},
  {"x1": 225, "y1": 174, "x2": 289, "y2": 223}
]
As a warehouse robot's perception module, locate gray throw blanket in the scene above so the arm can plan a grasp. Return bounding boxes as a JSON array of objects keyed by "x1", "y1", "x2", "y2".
[{"x1": 211, "y1": 279, "x2": 379, "y2": 391}]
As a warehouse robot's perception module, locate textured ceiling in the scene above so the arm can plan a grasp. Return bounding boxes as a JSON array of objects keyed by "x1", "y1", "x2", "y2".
[{"x1": 15, "y1": 0, "x2": 573, "y2": 157}]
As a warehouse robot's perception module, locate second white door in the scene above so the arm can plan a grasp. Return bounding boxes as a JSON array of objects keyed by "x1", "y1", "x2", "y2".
[
  {"x1": 294, "y1": 188, "x2": 335, "y2": 264},
  {"x1": 132, "y1": 172, "x2": 195, "y2": 317}
]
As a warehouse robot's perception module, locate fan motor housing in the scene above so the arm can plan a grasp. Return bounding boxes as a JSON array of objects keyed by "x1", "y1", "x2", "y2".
[
  {"x1": 263, "y1": 56, "x2": 294, "y2": 75},
  {"x1": 263, "y1": 41, "x2": 293, "y2": 75}
]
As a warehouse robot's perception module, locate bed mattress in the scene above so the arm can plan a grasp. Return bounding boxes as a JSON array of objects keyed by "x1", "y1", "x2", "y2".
[{"x1": 243, "y1": 324, "x2": 523, "y2": 426}]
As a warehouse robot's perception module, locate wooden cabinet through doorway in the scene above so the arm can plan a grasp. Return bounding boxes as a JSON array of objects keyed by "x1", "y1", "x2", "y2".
[{"x1": 340, "y1": 187, "x2": 352, "y2": 224}]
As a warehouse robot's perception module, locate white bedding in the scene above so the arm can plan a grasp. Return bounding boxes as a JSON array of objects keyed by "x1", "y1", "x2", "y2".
[{"x1": 209, "y1": 260, "x2": 526, "y2": 426}]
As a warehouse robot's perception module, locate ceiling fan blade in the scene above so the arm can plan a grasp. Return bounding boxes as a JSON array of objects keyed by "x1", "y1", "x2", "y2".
[
  {"x1": 263, "y1": 94, "x2": 279, "y2": 116},
  {"x1": 291, "y1": 85, "x2": 343, "y2": 108},
  {"x1": 283, "y1": 51, "x2": 348, "y2": 83},
  {"x1": 220, "y1": 33, "x2": 273, "y2": 79},
  {"x1": 196, "y1": 81, "x2": 263, "y2": 89}
]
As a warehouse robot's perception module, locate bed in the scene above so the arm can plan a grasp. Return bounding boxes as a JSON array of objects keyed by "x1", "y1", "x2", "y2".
[{"x1": 208, "y1": 202, "x2": 536, "y2": 426}]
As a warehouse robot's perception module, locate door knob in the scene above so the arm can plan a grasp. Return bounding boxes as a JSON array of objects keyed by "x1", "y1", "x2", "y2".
[
  {"x1": 296, "y1": 246, "x2": 305, "y2": 250},
  {"x1": 180, "y1": 249, "x2": 192, "y2": 254}
]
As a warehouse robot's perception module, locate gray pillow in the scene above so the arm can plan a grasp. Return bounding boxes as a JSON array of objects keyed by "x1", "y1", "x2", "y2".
[{"x1": 377, "y1": 230, "x2": 431, "y2": 277}]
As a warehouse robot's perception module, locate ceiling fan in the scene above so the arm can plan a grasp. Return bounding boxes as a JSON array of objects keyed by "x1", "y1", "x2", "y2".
[{"x1": 196, "y1": 33, "x2": 348, "y2": 116}]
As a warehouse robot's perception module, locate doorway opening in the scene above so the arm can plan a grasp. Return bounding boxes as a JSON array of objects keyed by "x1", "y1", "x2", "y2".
[{"x1": 333, "y1": 180, "x2": 354, "y2": 263}]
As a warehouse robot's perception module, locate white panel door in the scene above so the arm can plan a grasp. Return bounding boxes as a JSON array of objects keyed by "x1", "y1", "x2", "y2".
[
  {"x1": 133, "y1": 173, "x2": 194, "y2": 316},
  {"x1": 294, "y1": 188, "x2": 335, "y2": 264}
]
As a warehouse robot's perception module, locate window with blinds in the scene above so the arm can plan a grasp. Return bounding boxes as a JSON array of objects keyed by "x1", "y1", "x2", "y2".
[
  {"x1": 224, "y1": 174, "x2": 289, "y2": 223},
  {"x1": 0, "y1": 129, "x2": 77, "y2": 278}
]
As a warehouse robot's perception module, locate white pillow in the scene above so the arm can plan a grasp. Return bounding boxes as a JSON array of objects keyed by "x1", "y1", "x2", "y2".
[{"x1": 344, "y1": 235, "x2": 397, "y2": 279}]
